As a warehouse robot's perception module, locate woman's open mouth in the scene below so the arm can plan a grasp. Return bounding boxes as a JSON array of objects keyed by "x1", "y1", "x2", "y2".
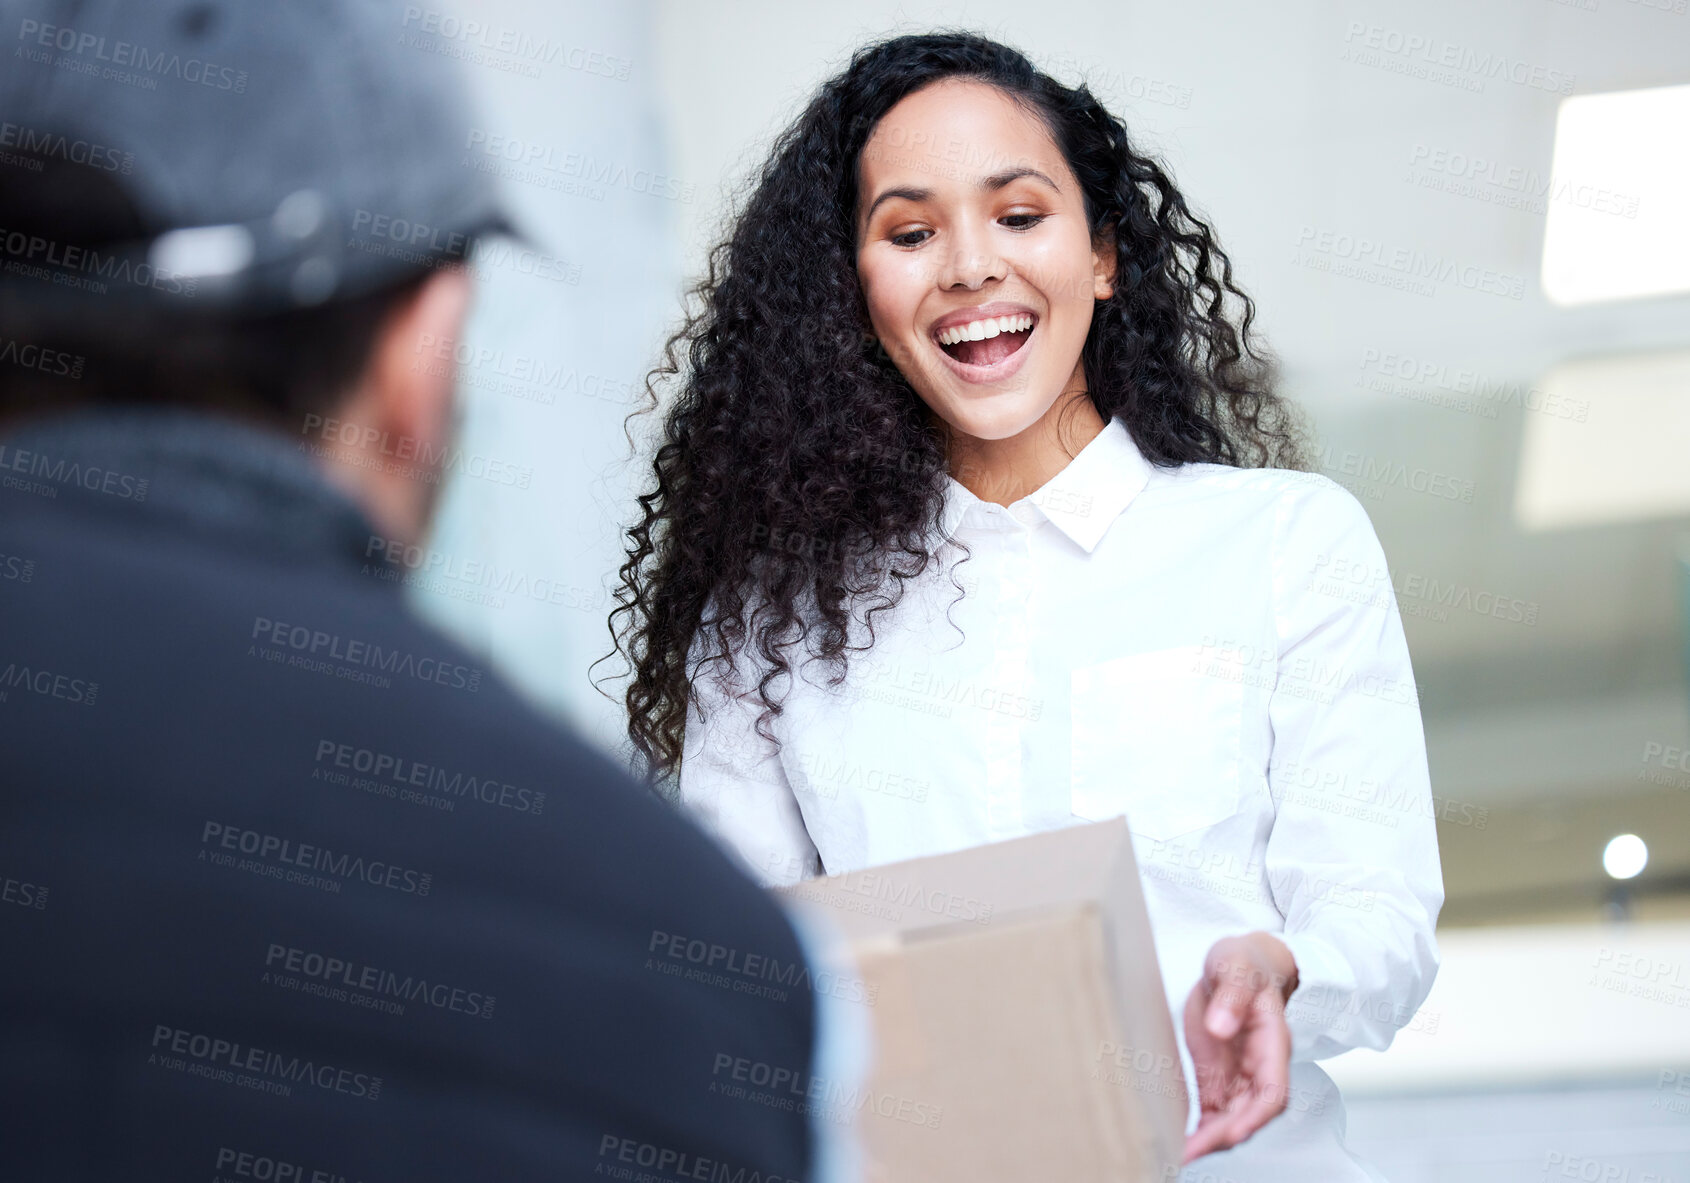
[{"x1": 930, "y1": 310, "x2": 1037, "y2": 381}]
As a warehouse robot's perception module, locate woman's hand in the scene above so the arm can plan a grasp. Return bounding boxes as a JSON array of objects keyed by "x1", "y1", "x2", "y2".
[{"x1": 1181, "y1": 932, "x2": 1299, "y2": 1163}]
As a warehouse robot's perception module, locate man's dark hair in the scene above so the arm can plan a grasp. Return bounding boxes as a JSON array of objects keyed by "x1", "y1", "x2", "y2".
[{"x1": 0, "y1": 152, "x2": 429, "y2": 428}]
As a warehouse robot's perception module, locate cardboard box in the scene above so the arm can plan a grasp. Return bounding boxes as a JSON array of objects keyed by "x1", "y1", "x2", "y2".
[{"x1": 777, "y1": 818, "x2": 1186, "y2": 1182}]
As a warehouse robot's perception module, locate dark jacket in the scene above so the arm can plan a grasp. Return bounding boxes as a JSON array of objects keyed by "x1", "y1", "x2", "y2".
[{"x1": 0, "y1": 409, "x2": 818, "y2": 1182}]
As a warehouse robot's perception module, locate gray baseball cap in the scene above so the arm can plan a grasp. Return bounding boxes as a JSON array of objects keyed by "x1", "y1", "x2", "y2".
[{"x1": 0, "y1": 0, "x2": 521, "y2": 315}]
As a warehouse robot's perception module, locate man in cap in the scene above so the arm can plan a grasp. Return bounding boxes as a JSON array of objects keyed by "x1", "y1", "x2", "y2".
[{"x1": 0, "y1": 2, "x2": 853, "y2": 1179}]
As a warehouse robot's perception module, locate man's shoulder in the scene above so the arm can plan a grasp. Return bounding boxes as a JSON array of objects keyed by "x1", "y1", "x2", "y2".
[{"x1": 0, "y1": 502, "x2": 728, "y2": 885}]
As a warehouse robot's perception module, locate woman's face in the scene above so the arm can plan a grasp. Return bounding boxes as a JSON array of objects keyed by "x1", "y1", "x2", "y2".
[{"x1": 855, "y1": 79, "x2": 1115, "y2": 445}]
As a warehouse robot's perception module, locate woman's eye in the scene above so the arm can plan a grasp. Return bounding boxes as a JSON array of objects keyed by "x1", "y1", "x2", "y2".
[
  {"x1": 890, "y1": 228, "x2": 932, "y2": 248},
  {"x1": 1002, "y1": 213, "x2": 1047, "y2": 230}
]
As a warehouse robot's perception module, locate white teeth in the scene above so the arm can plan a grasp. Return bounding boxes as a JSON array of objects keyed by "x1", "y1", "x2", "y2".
[{"x1": 935, "y1": 313, "x2": 1034, "y2": 346}]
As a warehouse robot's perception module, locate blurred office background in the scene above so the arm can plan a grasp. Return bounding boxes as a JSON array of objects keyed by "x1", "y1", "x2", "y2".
[{"x1": 397, "y1": 0, "x2": 1690, "y2": 1177}]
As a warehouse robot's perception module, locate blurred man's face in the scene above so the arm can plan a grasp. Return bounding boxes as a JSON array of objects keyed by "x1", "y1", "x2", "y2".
[{"x1": 310, "y1": 268, "x2": 472, "y2": 546}]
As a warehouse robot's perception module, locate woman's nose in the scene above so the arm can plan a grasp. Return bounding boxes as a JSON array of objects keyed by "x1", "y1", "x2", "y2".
[{"x1": 937, "y1": 222, "x2": 1007, "y2": 291}]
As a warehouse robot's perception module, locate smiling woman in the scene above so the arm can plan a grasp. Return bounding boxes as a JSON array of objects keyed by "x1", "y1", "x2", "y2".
[
  {"x1": 854, "y1": 77, "x2": 1120, "y2": 499},
  {"x1": 611, "y1": 30, "x2": 1441, "y2": 1182},
  {"x1": 614, "y1": 33, "x2": 1301, "y2": 780}
]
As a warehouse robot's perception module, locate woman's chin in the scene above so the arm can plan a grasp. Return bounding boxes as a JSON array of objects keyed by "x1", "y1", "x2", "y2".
[{"x1": 930, "y1": 396, "x2": 1057, "y2": 445}]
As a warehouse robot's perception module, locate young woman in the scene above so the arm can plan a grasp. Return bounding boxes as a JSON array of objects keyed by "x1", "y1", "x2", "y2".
[{"x1": 613, "y1": 32, "x2": 1442, "y2": 1179}]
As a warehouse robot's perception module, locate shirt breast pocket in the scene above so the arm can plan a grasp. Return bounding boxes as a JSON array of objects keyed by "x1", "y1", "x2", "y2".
[{"x1": 1069, "y1": 645, "x2": 1246, "y2": 842}]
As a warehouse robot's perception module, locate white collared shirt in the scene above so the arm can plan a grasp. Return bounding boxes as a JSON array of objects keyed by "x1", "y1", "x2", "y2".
[{"x1": 679, "y1": 416, "x2": 1443, "y2": 1179}]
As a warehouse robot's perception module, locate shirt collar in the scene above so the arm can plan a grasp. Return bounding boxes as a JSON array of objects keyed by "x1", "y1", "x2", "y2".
[{"x1": 939, "y1": 416, "x2": 1154, "y2": 553}]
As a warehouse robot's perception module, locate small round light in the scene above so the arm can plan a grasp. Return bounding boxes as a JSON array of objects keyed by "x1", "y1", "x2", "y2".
[{"x1": 1603, "y1": 834, "x2": 1648, "y2": 880}]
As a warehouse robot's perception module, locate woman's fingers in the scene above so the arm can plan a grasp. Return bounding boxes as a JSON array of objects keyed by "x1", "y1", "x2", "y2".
[
  {"x1": 1182, "y1": 1114, "x2": 1234, "y2": 1163},
  {"x1": 1201, "y1": 934, "x2": 1267, "y2": 1039},
  {"x1": 1182, "y1": 943, "x2": 1295, "y2": 1162},
  {"x1": 1203, "y1": 975, "x2": 1252, "y2": 1039},
  {"x1": 1215, "y1": 1012, "x2": 1293, "y2": 1148}
]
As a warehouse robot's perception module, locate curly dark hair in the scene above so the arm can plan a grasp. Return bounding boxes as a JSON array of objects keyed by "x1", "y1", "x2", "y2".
[{"x1": 607, "y1": 30, "x2": 1305, "y2": 787}]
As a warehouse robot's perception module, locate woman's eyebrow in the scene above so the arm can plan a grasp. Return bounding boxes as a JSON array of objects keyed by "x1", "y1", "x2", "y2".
[
  {"x1": 863, "y1": 167, "x2": 1061, "y2": 223},
  {"x1": 982, "y1": 166, "x2": 1060, "y2": 194},
  {"x1": 864, "y1": 185, "x2": 931, "y2": 221}
]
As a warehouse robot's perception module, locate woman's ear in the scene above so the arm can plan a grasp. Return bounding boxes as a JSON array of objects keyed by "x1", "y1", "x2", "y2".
[{"x1": 1092, "y1": 225, "x2": 1119, "y2": 301}]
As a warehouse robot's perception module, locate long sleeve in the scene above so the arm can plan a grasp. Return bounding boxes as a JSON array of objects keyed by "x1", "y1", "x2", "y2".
[
  {"x1": 1262, "y1": 477, "x2": 1445, "y2": 1063},
  {"x1": 677, "y1": 646, "x2": 823, "y2": 889}
]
